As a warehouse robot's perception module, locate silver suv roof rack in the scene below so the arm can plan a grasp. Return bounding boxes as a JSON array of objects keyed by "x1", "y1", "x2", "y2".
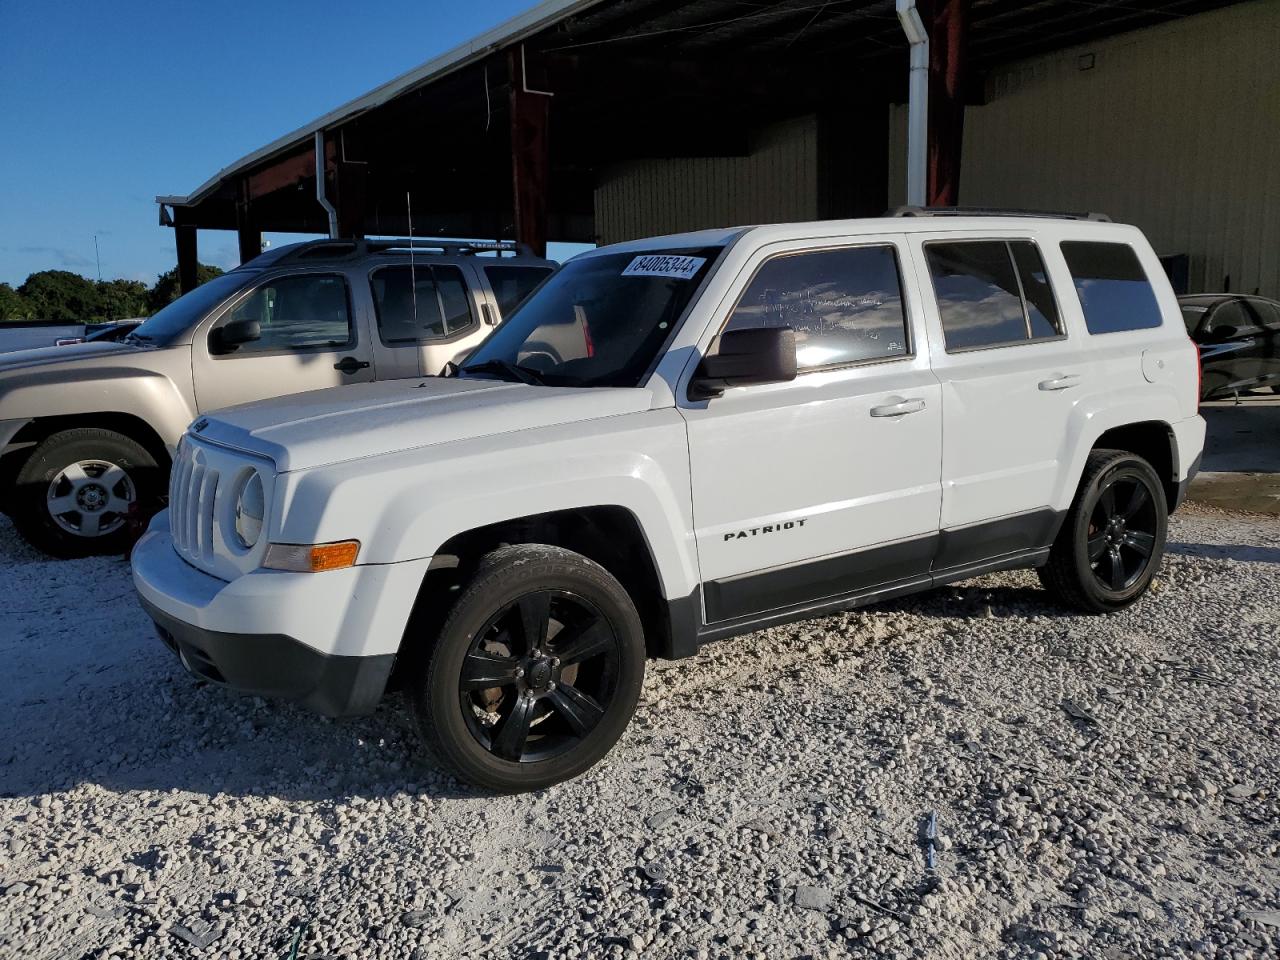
[
  {"x1": 273, "y1": 238, "x2": 535, "y2": 264},
  {"x1": 888, "y1": 206, "x2": 1112, "y2": 222}
]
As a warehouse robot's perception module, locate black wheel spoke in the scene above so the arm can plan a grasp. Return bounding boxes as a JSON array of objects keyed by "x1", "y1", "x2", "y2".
[
  {"x1": 1087, "y1": 531, "x2": 1109, "y2": 562},
  {"x1": 1122, "y1": 482, "x2": 1150, "y2": 520},
  {"x1": 551, "y1": 619, "x2": 612, "y2": 666},
  {"x1": 460, "y1": 650, "x2": 521, "y2": 691},
  {"x1": 516, "y1": 592, "x2": 551, "y2": 651},
  {"x1": 546, "y1": 683, "x2": 605, "y2": 736},
  {"x1": 1108, "y1": 548, "x2": 1127, "y2": 589},
  {"x1": 1097, "y1": 483, "x2": 1118, "y2": 521},
  {"x1": 1125, "y1": 530, "x2": 1156, "y2": 557},
  {"x1": 491, "y1": 694, "x2": 537, "y2": 761}
]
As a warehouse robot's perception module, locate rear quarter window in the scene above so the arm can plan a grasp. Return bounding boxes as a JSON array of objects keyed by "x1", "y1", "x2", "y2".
[{"x1": 1061, "y1": 241, "x2": 1163, "y2": 335}]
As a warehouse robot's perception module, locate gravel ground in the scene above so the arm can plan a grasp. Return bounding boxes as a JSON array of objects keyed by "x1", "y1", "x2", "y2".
[{"x1": 1, "y1": 505, "x2": 1278, "y2": 960}]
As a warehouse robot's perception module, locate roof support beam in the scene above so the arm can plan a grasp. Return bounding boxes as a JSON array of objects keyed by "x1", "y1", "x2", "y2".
[
  {"x1": 176, "y1": 225, "x2": 198, "y2": 295},
  {"x1": 509, "y1": 48, "x2": 551, "y2": 257},
  {"x1": 926, "y1": 0, "x2": 971, "y2": 206}
]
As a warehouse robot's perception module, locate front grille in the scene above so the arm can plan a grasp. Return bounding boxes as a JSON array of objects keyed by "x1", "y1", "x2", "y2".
[{"x1": 169, "y1": 446, "x2": 221, "y2": 566}]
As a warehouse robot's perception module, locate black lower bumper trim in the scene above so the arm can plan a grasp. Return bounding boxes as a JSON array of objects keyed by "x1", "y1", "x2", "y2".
[{"x1": 140, "y1": 596, "x2": 394, "y2": 718}]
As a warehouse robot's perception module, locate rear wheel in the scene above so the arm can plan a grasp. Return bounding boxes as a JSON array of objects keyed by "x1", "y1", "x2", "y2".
[
  {"x1": 12, "y1": 428, "x2": 161, "y2": 558},
  {"x1": 1038, "y1": 449, "x2": 1167, "y2": 613},
  {"x1": 411, "y1": 544, "x2": 646, "y2": 792}
]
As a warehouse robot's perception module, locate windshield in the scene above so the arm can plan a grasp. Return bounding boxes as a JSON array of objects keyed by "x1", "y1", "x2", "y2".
[
  {"x1": 127, "y1": 272, "x2": 253, "y2": 345},
  {"x1": 459, "y1": 247, "x2": 721, "y2": 387}
]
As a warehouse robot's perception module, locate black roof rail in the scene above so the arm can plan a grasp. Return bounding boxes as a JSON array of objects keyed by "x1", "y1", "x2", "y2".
[
  {"x1": 365, "y1": 239, "x2": 535, "y2": 258},
  {"x1": 268, "y1": 237, "x2": 536, "y2": 265},
  {"x1": 888, "y1": 205, "x2": 1112, "y2": 223}
]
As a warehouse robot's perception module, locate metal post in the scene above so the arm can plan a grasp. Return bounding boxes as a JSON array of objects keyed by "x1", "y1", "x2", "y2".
[
  {"x1": 314, "y1": 131, "x2": 339, "y2": 238},
  {"x1": 175, "y1": 225, "x2": 198, "y2": 294},
  {"x1": 896, "y1": 0, "x2": 930, "y2": 208}
]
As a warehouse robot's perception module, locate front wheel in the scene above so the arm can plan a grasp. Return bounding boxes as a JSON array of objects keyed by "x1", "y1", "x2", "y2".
[
  {"x1": 1038, "y1": 449, "x2": 1168, "y2": 614},
  {"x1": 12, "y1": 427, "x2": 162, "y2": 558},
  {"x1": 412, "y1": 544, "x2": 646, "y2": 792}
]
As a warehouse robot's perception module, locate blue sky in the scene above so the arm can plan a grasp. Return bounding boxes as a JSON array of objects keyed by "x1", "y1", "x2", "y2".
[{"x1": 0, "y1": 0, "x2": 551, "y2": 287}]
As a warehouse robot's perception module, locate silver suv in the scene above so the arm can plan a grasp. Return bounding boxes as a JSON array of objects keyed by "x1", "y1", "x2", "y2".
[{"x1": 0, "y1": 239, "x2": 555, "y2": 557}]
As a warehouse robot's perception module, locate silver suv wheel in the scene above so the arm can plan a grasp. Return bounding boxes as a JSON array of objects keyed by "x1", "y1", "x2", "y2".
[{"x1": 46, "y1": 459, "x2": 137, "y2": 538}]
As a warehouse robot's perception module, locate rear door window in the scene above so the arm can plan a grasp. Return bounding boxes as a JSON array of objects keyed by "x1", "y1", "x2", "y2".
[
  {"x1": 484, "y1": 265, "x2": 554, "y2": 316},
  {"x1": 371, "y1": 265, "x2": 476, "y2": 344},
  {"x1": 724, "y1": 245, "x2": 910, "y2": 370},
  {"x1": 925, "y1": 240, "x2": 1063, "y2": 351},
  {"x1": 1060, "y1": 241, "x2": 1163, "y2": 334}
]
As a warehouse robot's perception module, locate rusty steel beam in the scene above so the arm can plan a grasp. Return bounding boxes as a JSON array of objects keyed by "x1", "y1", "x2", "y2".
[
  {"x1": 508, "y1": 48, "x2": 551, "y2": 257},
  {"x1": 926, "y1": 0, "x2": 970, "y2": 207}
]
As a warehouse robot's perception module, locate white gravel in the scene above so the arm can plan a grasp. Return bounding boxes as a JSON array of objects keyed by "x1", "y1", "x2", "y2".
[{"x1": 1, "y1": 505, "x2": 1278, "y2": 960}]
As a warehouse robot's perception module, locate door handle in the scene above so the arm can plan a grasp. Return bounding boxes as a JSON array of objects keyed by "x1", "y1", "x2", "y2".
[
  {"x1": 334, "y1": 356, "x2": 371, "y2": 375},
  {"x1": 1038, "y1": 374, "x2": 1080, "y2": 391},
  {"x1": 870, "y1": 397, "x2": 927, "y2": 418}
]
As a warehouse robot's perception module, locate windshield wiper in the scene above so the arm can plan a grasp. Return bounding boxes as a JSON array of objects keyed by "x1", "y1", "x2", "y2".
[
  {"x1": 459, "y1": 359, "x2": 547, "y2": 386},
  {"x1": 123, "y1": 333, "x2": 153, "y2": 344}
]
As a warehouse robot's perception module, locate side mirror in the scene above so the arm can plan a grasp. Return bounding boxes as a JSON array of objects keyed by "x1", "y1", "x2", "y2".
[
  {"x1": 211, "y1": 318, "x2": 261, "y2": 354},
  {"x1": 1209, "y1": 323, "x2": 1239, "y2": 342},
  {"x1": 689, "y1": 326, "x2": 797, "y2": 400}
]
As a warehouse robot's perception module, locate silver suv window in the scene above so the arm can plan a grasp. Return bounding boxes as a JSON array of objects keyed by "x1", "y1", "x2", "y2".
[
  {"x1": 372, "y1": 264, "x2": 475, "y2": 344},
  {"x1": 484, "y1": 265, "x2": 554, "y2": 315},
  {"x1": 219, "y1": 274, "x2": 354, "y2": 352}
]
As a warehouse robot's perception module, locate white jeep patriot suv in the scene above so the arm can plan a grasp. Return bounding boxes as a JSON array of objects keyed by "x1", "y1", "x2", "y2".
[{"x1": 131, "y1": 211, "x2": 1205, "y2": 792}]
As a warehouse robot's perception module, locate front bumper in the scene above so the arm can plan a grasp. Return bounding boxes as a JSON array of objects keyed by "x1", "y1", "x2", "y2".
[{"x1": 132, "y1": 512, "x2": 430, "y2": 717}]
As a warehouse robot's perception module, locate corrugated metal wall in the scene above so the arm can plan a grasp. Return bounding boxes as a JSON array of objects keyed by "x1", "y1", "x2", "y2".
[
  {"x1": 892, "y1": 0, "x2": 1280, "y2": 297},
  {"x1": 593, "y1": 116, "x2": 819, "y2": 244}
]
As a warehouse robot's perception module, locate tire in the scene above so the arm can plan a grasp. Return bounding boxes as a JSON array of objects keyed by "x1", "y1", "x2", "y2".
[
  {"x1": 1038, "y1": 449, "x2": 1168, "y2": 614},
  {"x1": 411, "y1": 544, "x2": 646, "y2": 792},
  {"x1": 12, "y1": 427, "x2": 162, "y2": 559}
]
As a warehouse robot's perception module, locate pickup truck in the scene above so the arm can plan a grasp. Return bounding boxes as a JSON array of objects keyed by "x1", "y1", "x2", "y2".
[
  {"x1": 0, "y1": 239, "x2": 555, "y2": 556},
  {"x1": 131, "y1": 212, "x2": 1205, "y2": 792}
]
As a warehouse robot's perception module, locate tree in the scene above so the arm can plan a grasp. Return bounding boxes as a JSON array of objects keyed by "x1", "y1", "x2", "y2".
[
  {"x1": 0, "y1": 283, "x2": 35, "y2": 321},
  {"x1": 18, "y1": 270, "x2": 100, "y2": 322},
  {"x1": 147, "y1": 263, "x2": 225, "y2": 313},
  {"x1": 95, "y1": 279, "x2": 149, "y2": 321}
]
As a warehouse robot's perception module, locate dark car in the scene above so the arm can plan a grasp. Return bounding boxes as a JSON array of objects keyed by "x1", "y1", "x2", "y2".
[
  {"x1": 1180, "y1": 294, "x2": 1280, "y2": 400},
  {"x1": 55, "y1": 321, "x2": 143, "y2": 347}
]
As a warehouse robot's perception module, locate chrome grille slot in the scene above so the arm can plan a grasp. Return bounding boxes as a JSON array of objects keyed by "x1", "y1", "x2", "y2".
[
  {"x1": 171, "y1": 451, "x2": 193, "y2": 554},
  {"x1": 185, "y1": 462, "x2": 205, "y2": 556},
  {"x1": 199, "y1": 469, "x2": 220, "y2": 562}
]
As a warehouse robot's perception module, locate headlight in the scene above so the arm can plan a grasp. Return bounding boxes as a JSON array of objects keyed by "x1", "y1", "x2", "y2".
[{"x1": 233, "y1": 471, "x2": 265, "y2": 549}]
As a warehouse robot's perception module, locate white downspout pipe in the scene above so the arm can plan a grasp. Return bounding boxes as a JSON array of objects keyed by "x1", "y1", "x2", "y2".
[
  {"x1": 314, "y1": 130, "x2": 339, "y2": 238},
  {"x1": 896, "y1": 0, "x2": 929, "y2": 207}
]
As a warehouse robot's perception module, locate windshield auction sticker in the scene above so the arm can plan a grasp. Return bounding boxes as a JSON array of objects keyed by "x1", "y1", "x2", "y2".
[{"x1": 622, "y1": 254, "x2": 707, "y2": 280}]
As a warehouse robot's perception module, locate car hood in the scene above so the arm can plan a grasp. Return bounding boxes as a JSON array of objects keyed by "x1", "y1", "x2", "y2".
[
  {"x1": 0, "y1": 340, "x2": 145, "y2": 372},
  {"x1": 196, "y1": 377, "x2": 656, "y2": 472}
]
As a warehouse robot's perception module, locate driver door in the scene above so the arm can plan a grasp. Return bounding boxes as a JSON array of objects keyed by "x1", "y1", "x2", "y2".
[{"x1": 192, "y1": 270, "x2": 374, "y2": 412}]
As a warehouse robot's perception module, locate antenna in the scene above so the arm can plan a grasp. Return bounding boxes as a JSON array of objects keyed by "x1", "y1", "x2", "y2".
[{"x1": 406, "y1": 191, "x2": 418, "y2": 329}]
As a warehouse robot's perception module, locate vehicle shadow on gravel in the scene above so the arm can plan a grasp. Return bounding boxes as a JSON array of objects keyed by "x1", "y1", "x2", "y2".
[
  {"x1": 3, "y1": 663, "x2": 485, "y2": 803},
  {"x1": 1166, "y1": 540, "x2": 1280, "y2": 563}
]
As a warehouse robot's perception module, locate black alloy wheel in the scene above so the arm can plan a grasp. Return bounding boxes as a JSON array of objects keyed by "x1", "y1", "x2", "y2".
[
  {"x1": 412, "y1": 544, "x2": 646, "y2": 792},
  {"x1": 459, "y1": 589, "x2": 620, "y2": 763},
  {"x1": 1039, "y1": 449, "x2": 1168, "y2": 614},
  {"x1": 1085, "y1": 470, "x2": 1160, "y2": 592}
]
